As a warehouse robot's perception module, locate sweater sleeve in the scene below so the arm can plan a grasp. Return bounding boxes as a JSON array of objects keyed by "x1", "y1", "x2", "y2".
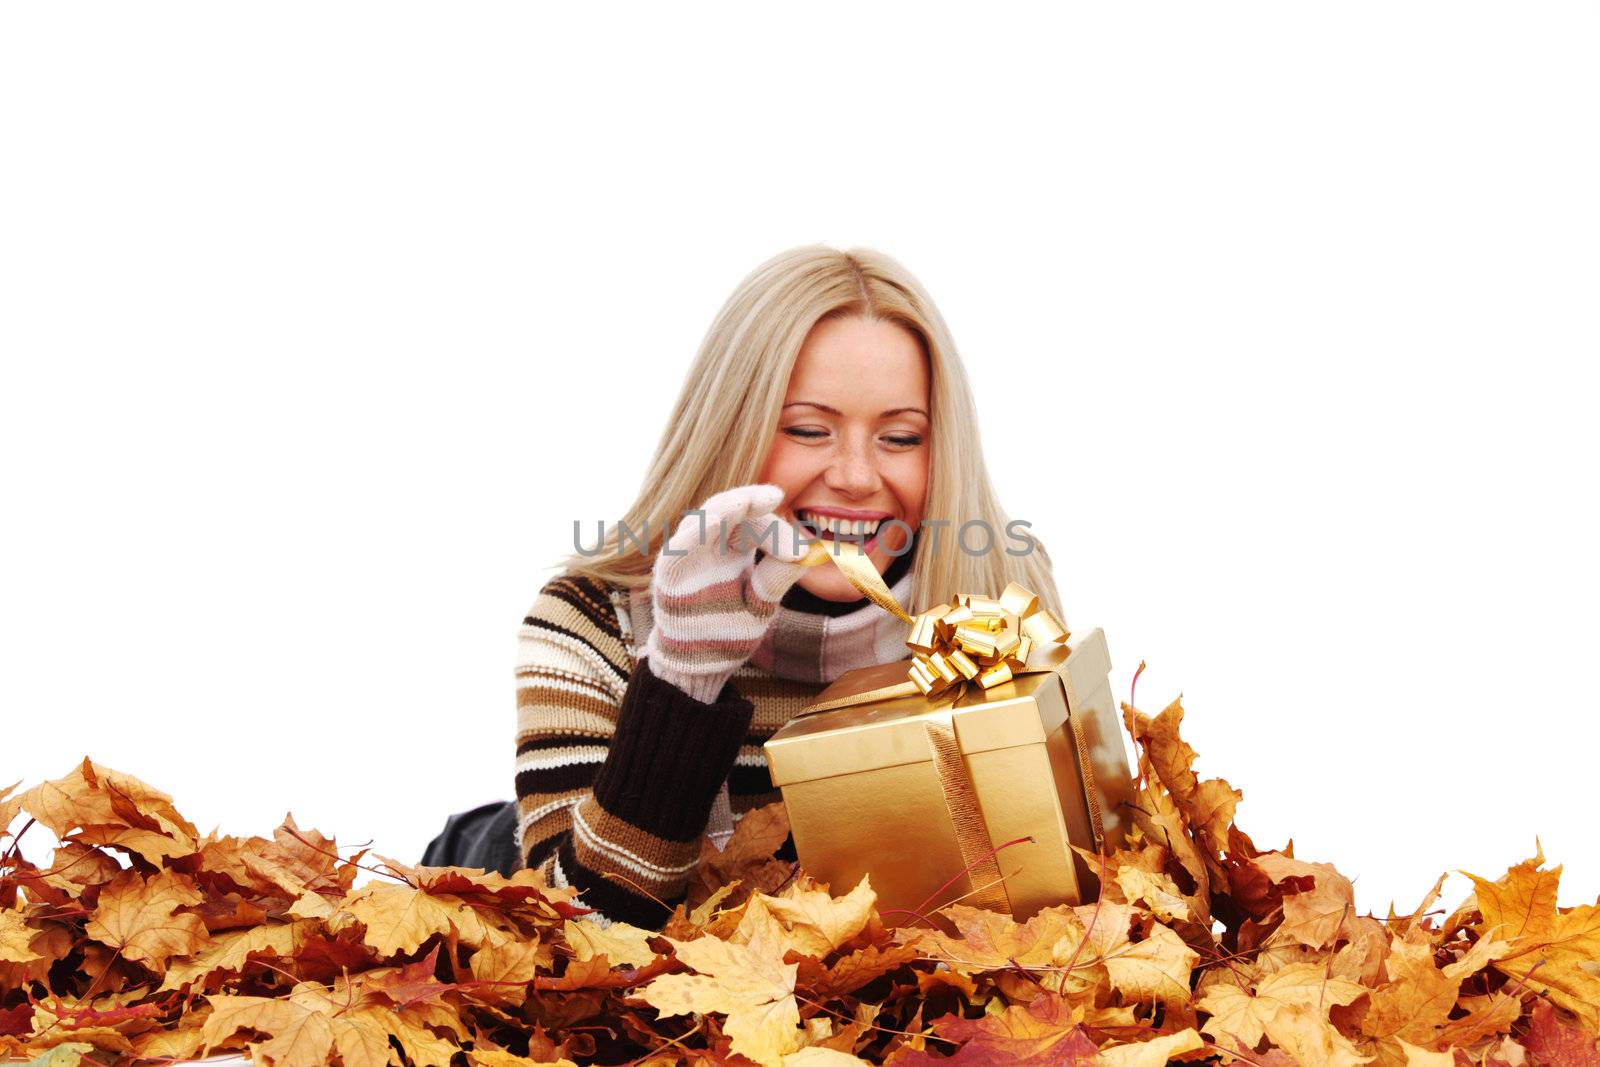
[{"x1": 514, "y1": 573, "x2": 755, "y2": 930}]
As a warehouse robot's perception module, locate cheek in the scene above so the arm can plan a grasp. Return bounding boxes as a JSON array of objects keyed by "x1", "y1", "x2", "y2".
[
  {"x1": 888, "y1": 456, "x2": 930, "y2": 517},
  {"x1": 757, "y1": 438, "x2": 814, "y2": 490}
]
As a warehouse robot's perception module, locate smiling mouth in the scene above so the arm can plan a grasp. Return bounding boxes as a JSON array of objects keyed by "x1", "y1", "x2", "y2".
[{"x1": 789, "y1": 510, "x2": 895, "y2": 551}]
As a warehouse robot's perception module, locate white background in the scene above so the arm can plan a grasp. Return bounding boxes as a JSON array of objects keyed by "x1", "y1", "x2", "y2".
[{"x1": 4, "y1": 4, "x2": 1596, "y2": 918}]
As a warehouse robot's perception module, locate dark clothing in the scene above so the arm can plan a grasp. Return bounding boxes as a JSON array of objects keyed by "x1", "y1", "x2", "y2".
[{"x1": 420, "y1": 799, "x2": 520, "y2": 877}]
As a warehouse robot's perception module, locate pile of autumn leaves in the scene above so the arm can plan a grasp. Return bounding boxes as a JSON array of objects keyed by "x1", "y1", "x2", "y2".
[{"x1": 3, "y1": 699, "x2": 1599, "y2": 1067}]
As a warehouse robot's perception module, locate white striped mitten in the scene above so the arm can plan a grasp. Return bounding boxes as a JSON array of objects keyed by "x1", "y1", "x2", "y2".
[{"x1": 643, "y1": 483, "x2": 812, "y2": 703}]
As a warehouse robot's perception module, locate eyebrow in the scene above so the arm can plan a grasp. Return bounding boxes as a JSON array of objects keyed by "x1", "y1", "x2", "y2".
[{"x1": 782, "y1": 401, "x2": 929, "y2": 418}]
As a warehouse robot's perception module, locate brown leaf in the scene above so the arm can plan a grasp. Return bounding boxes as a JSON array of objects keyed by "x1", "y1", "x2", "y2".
[
  {"x1": 19, "y1": 759, "x2": 197, "y2": 848},
  {"x1": 84, "y1": 868, "x2": 211, "y2": 969}
]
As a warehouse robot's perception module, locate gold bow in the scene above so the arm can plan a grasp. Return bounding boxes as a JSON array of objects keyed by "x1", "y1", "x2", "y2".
[{"x1": 815, "y1": 540, "x2": 1071, "y2": 699}]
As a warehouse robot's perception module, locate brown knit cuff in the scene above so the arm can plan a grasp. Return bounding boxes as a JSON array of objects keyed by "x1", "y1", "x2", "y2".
[{"x1": 590, "y1": 656, "x2": 755, "y2": 842}]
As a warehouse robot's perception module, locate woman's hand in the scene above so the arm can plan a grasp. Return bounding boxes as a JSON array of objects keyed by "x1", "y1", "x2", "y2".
[{"x1": 644, "y1": 483, "x2": 813, "y2": 702}]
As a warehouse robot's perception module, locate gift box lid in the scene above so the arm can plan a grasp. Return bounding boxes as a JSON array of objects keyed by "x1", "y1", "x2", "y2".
[{"x1": 764, "y1": 627, "x2": 1112, "y2": 788}]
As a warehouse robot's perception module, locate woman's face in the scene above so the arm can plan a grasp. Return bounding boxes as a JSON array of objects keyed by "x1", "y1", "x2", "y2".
[{"x1": 757, "y1": 314, "x2": 931, "y2": 601}]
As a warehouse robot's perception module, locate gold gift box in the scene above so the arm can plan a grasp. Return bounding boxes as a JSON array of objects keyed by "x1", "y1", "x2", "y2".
[{"x1": 763, "y1": 627, "x2": 1135, "y2": 924}]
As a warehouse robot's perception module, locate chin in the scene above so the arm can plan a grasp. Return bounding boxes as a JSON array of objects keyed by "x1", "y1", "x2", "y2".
[{"x1": 798, "y1": 551, "x2": 885, "y2": 600}]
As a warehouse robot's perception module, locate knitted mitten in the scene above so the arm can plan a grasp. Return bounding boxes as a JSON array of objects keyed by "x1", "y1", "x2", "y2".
[{"x1": 644, "y1": 483, "x2": 813, "y2": 703}]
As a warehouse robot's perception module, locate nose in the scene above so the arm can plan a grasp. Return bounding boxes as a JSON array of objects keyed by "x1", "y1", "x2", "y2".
[{"x1": 823, "y1": 436, "x2": 883, "y2": 498}]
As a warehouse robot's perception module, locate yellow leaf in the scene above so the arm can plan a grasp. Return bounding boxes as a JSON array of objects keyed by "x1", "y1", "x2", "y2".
[
  {"x1": 339, "y1": 882, "x2": 501, "y2": 955},
  {"x1": 70, "y1": 826, "x2": 192, "y2": 865},
  {"x1": 1114, "y1": 866, "x2": 1191, "y2": 923},
  {"x1": 910, "y1": 902, "x2": 1088, "y2": 970},
  {"x1": 1465, "y1": 852, "x2": 1600, "y2": 1030},
  {"x1": 20, "y1": 759, "x2": 197, "y2": 847},
  {"x1": 0, "y1": 909, "x2": 41, "y2": 964},
  {"x1": 563, "y1": 917, "x2": 659, "y2": 968},
  {"x1": 638, "y1": 935, "x2": 802, "y2": 1067},
  {"x1": 468, "y1": 939, "x2": 551, "y2": 1005},
  {"x1": 742, "y1": 874, "x2": 876, "y2": 958},
  {"x1": 131, "y1": 1024, "x2": 207, "y2": 1063},
  {"x1": 1098, "y1": 1027, "x2": 1205, "y2": 1067},
  {"x1": 363, "y1": 1008, "x2": 459, "y2": 1067},
  {"x1": 1362, "y1": 930, "x2": 1460, "y2": 1044},
  {"x1": 1101, "y1": 922, "x2": 1199, "y2": 1009},
  {"x1": 1435, "y1": 992, "x2": 1521, "y2": 1047},
  {"x1": 159, "y1": 920, "x2": 310, "y2": 991},
  {"x1": 690, "y1": 882, "x2": 739, "y2": 928},
  {"x1": 1198, "y1": 962, "x2": 1366, "y2": 1047},
  {"x1": 1464, "y1": 848, "x2": 1559, "y2": 945},
  {"x1": 201, "y1": 995, "x2": 337, "y2": 1066},
  {"x1": 1262, "y1": 1003, "x2": 1372, "y2": 1067},
  {"x1": 0, "y1": 781, "x2": 22, "y2": 841},
  {"x1": 1440, "y1": 931, "x2": 1512, "y2": 981}
]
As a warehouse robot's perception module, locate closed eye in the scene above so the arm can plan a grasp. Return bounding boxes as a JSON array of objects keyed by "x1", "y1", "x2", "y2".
[{"x1": 784, "y1": 427, "x2": 923, "y2": 448}]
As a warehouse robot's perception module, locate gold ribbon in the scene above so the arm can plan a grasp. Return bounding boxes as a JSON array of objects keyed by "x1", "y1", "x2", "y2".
[
  {"x1": 799, "y1": 542, "x2": 1107, "y2": 910},
  {"x1": 923, "y1": 710, "x2": 1013, "y2": 912}
]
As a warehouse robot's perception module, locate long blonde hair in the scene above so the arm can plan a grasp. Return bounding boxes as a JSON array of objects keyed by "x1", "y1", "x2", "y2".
[{"x1": 558, "y1": 244, "x2": 1066, "y2": 623}]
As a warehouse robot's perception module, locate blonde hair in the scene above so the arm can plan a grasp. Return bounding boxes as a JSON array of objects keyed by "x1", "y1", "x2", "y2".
[{"x1": 557, "y1": 244, "x2": 1066, "y2": 623}]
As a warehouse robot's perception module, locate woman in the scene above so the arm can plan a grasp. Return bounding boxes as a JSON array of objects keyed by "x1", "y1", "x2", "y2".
[{"x1": 422, "y1": 244, "x2": 1063, "y2": 930}]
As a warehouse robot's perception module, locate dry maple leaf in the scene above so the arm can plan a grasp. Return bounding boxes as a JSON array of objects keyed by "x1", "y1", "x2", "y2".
[
  {"x1": 901, "y1": 901, "x2": 1085, "y2": 970},
  {"x1": 465, "y1": 938, "x2": 550, "y2": 1005},
  {"x1": 801, "y1": 942, "x2": 921, "y2": 999},
  {"x1": 732, "y1": 874, "x2": 877, "y2": 960},
  {"x1": 1098, "y1": 1026, "x2": 1207, "y2": 1067},
  {"x1": 1252, "y1": 852, "x2": 1357, "y2": 951},
  {"x1": 1100, "y1": 921, "x2": 1200, "y2": 1010},
  {"x1": 199, "y1": 993, "x2": 331, "y2": 1058},
  {"x1": 158, "y1": 919, "x2": 311, "y2": 992},
  {"x1": 562, "y1": 917, "x2": 660, "y2": 968},
  {"x1": 1361, "y1": 927, "x2": 1464, "y2": 1047},
  {"x1": 1435, "y1": 991, "x2": 1522, "y2": 1049},
  {"x1": 18, "y1": 759, "x2": 197, "y2": 848},
  {"x1": 1522, "y1": 1000, "x2": 1600, "y2": 1067},
  {"x1": 636, "y1": 934, "x2": 803, "y2": 1067},
  {"x1": 1114, "y1": 863, "x2": 1192, "y2": 923},
  {"x1": 1465, "y1": 847, "x2": 1600, "y2": 1030},
  {"x1": 1197, "y1": 960, "x2": 1367, "y2": 1047},
  {"x1": 83, "y1": 868, "x2": 211, "y2": 970},
  {"x1": 337, "y1": 881, "x2": 505, "y2": 955},
  {"x1": 915, "y1": 991, "x2": 1091, "y2": 1064},
  {"x1": 1124, "y1": 698, "x2": 1242, "y2": 857},
  {"x1": 0, "y1": 910, "x2": 41, "y2": 964}
]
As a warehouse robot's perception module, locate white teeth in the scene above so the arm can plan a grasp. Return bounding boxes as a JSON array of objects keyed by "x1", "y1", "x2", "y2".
[{"x1": 798, "y1": 510, "x2": 883, "y2": 538}]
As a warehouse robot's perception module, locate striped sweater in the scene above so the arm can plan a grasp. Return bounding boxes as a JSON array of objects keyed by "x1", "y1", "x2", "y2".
[{"x1": 513, "y1": 548, "x2": 915, "y2": 930}]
